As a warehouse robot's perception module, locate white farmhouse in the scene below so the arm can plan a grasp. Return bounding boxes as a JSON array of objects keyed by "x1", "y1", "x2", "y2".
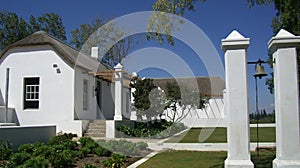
[{"x1": 0, "y1": 31, "x2": 131, "y2": 137}]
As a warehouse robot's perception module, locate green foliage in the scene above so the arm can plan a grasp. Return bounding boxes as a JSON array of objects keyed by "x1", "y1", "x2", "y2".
[
  {"x1": 84, "y1": 164, "x2": 98, "y2": 168},
  {"x1": 93, "y1": 146, "x2": 111, "y2": 157},
  {"x1": 97, "y1": 139, "x2": 147, "y2": 156},
  {"x1": 18, "y1": 142, "x2": 44, "y2": 154},
  {"x1": 79, "y1": 137, "x2": 99, "y2": 150},
  {"x1": 102, "y1": 153, "x2": 126, "y2": 168},
  {"x1": 0, "y1": 11, "x2": 66, "y2": 51},
  {"x1": 70, "y1": 17, "x2": 133, "y2": 67},
  {"x1": 32, "y1": 144, "x2": 53, "y2": 158},
  {"x1": 0, "y1": 140, "x2": 12, "y2": 160},
  {"x1": 250, "y1": 109, "x2": 275, "y2": 123},
  {"x1": 77, "y1": 147, "x2": 91, "y2": 158},
  {"x1": 48, "y1": 149, "x2": 76, "y2": 168},
  {"x1": 164, "y1": 82, "x2": 208, "y2": 123},
  {"x1": 21, "y1": 156, "x2": 48, "y2": 168},
  {"x1": 48, "y1": 133, "x2": 76, "y2": 146},
  {"x1": 118, "y1": 120, "x2": 186, "y2": 138},
  {"x1": 132, "y1": 78, "x2": 165, "y2": 120},
  {"x1": 247, "y1": 0, "x2": 300, "y2": 94},
  {"x1": 148, "y1": 0, "x2": 206, "y2": 45},
  {"x1": 8, "y1": 152, "x2": 31, "y2": 166}
]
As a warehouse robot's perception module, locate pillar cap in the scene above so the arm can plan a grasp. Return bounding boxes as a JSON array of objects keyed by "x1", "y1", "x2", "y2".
[
  {"x1": 114, "y1": 63, "x2": 123, "y2": 70},
  {"x1": 268, "y1": 29, "x2": 300, "y2": 54},
  {"x1": 221, "y1": 30, "x2": 250, "y2": 51}
]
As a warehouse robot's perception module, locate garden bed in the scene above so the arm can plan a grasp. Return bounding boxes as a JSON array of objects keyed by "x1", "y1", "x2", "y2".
[{"x1": 0, "y1": 133, "x2": 151, "y2": 168}]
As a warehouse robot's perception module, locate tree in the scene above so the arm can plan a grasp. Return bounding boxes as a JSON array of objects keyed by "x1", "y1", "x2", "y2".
[
  {"x1": 0, "y1": 12, "x2": 30, "y2": 51},
  {"x1": 0, "y1": 11, "x2": 66, "y2": 52},
  {"x1": 151, "y1": 0, "x2": 300, "y2": 94},
  {"x1": 30, "y1": 13, "x2": 66, "y2": 41},
  {"x1": 131, "y1": 78, "x2": 166, "y2": 121},
  {"x1": 164, "y1": 82, "x2": 208, "y2": 123},
  {"x1": 248, "y1": 0, "x2": 300, "y2": 94},
  {"x1": 70, "y1": 17, "x2": 133, "y2": 67}
]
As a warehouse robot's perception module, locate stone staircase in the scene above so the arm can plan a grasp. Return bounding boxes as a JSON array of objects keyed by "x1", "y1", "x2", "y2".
[{"x1": 84, "y1": 120, "x2": 106, "y2": 138}]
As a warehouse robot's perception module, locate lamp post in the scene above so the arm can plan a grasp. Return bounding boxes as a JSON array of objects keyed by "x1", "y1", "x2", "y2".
[{"x1": 248, "y1": 59, "x2": 268, "y2": 159}]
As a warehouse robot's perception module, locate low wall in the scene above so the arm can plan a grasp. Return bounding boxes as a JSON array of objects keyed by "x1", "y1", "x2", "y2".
[
  {"x1": 0, "y1": 106, "x2": 18, "y2": 124},
  {"x1": 0, "y1": 125, "x2": 56, "y2": 150}
]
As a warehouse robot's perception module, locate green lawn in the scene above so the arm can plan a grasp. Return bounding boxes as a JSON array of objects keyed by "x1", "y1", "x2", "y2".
[
  {"x1": 138, "y1": 149, "x2": 276, "y2": 168},
  {"x1": 165, "y1": 127, "x2": 275, "y2": 143}
]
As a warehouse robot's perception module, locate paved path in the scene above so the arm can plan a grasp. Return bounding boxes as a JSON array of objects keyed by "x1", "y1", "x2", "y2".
[{"x1": 148, "y1": 142, "x2": 275, "y2": 151}]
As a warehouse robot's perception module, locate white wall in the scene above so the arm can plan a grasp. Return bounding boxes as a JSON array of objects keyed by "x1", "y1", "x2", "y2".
[
  {"x1": 0, "y1": 45, "x2": 83, "y2": 136},
  {"x1": 74, "y1": 67, "x2": 97, "y2": 120}
]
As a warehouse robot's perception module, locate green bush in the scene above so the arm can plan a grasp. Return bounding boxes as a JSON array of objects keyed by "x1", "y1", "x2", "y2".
[
  {"x1": 18, "y1": 142, "x2": 44, "y2": 154},
  {"x1": 32, "y1": 144, "x2": 53, "y2": 158},
  {"x1": 99, "y1": 139, "x2": 145, "y2": 156},
  {"x1": 8, "y1": 152, "x2": 31, "y2": 166},
  {"x1": 77, "y1": 147, "x2": 91, "y2": 158},
  {"x1": 48, "y1": 149, "x2": 76, "y2": 168},
  {"x1": 22, "y1": 156, "x2": 48, "y2": 168},
  {"x1": 117, "y1": 120, "x2": 186, "y2": 138},
  {"x1": 136, "y1": 142, "x2": 148, "y2": 150},
  {"x1": 84, "y1": 164, "x2": 98, "y2": 168},
  {"x1": 47, "y1": 133, "x2": 75, "y2": 145},
  {"x1": 94, "y1": 146, "x2": 111, "y2": 157},
  {"x1": 79, "y1": 137, "x2": 99, "y2": 153},
  {"x1": 102, "y1": 153, "x2": 126, "y2": 168},
  {"x1": 0, "y1": 140, "x2": 12, "y2": 160}
]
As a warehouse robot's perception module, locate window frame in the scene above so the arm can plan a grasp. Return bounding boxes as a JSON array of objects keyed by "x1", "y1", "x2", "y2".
[
  {"x1": 83, "y1": 79, "x2": 88, "y2": 110},
  {"x1": 23, "y1": 77, "x2": 40, "y2": 110}
]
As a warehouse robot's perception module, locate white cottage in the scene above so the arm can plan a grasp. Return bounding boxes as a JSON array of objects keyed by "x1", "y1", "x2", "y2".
[{"x1": 0, "y1": 31, "x2": 131, "y2": 136}]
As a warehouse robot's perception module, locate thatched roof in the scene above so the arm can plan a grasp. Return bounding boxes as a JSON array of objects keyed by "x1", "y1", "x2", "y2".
[
  {"x1": 152, "y1": 77, "x2": 225, "y2": 98},
  {"x1": 0, "y1": 31, "x2": 111, "y2": 72}
]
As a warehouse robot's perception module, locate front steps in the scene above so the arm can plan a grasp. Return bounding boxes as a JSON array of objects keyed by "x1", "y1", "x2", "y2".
[{"x1": 84, "y1": 120, "x2": 106, "y2": 138}]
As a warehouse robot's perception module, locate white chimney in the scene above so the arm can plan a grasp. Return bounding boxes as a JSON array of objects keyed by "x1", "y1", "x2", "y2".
[{"x1": 91, "y1": 47, "x2": 98, "y2": 59}]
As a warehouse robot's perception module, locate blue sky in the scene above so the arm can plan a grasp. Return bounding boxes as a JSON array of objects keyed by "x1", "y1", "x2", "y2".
[{"x1": 0, "y1": 0, "x2": 276, "y2": 113}]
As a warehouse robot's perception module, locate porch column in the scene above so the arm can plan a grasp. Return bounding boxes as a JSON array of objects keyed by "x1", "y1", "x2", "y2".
[
  {"x1": 222, "y1": 30, "x2": 254, "y2": 168},
  {"x1": 268, "y1": 29, "x2": 300, "y2": 168},
  {"x1": 114, "y1": 63, "x2": 123, "y2": 121}
]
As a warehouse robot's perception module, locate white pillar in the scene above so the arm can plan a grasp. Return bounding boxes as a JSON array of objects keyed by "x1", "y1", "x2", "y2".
[
  {"x1": 114, "y1": 63, "x2": 123, "y2": 121},
  {"x1": 222, "y1": 30, "x2": 254, "y2": 168},
  {"x1": 106, "y1": 120, "x2": 115, "y2": 138},
  {"x1": 268, "y1": 29, "x2": 300, "y2": 168}
]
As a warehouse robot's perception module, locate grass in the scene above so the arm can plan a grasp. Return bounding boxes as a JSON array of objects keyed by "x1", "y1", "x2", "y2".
[
  {"x1": 138, "y1": 150, "x2": 226, "y2": 168},
  {"x1": 165, "y1": 127, "x2": 275, "y2": 143},
  {"x1": 138, "y1": 148, "x2": 276, "y2": 168}
]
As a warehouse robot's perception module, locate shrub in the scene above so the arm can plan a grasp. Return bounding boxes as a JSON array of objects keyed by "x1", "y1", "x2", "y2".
[
  {"x1": 84, "y1": 164, "x2": 98, "y2": 168},
  {"x1": 22, "y1": 156, "x2": 48, "y2": 168},
  {"x1": 32, "y1": 144, "x2": 53, "y2": 158},
  {"x1": 136, "y1": 142, "x2": 148, "y2": 150},
  {"x1": 93, "y1": 146, "x2": 111, "y2": 157},
  {"x1": 117, "y1": 120, "x2": 186, "y2": 138},
  {"x1": 0, "y1": 140, "x2": 12, "y2": 160},
  {"x1": 77, "y1": 147, "x2": 91, "y2": 158},
  {"x1": 79, "y1": 137, "x2": 99, "y2": 152},
  {"x1": 48, "y1": 149, "x2": 76, "y2": 168},
  {"x1": 8, "y1": 152, "x2": 31, "y2": 166},
  {"x1": 100, "y1": 140, "x2": 143, "y2": 156},
  {"x1": 102, "y1": 153, "x2": 126, "y2": 168},
  {"x1": 48, "y1": 133, "x2": 75, "y2": 145},
  {"x1": 18, "y1": 142, "x2": 44, "y2": 154}
]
